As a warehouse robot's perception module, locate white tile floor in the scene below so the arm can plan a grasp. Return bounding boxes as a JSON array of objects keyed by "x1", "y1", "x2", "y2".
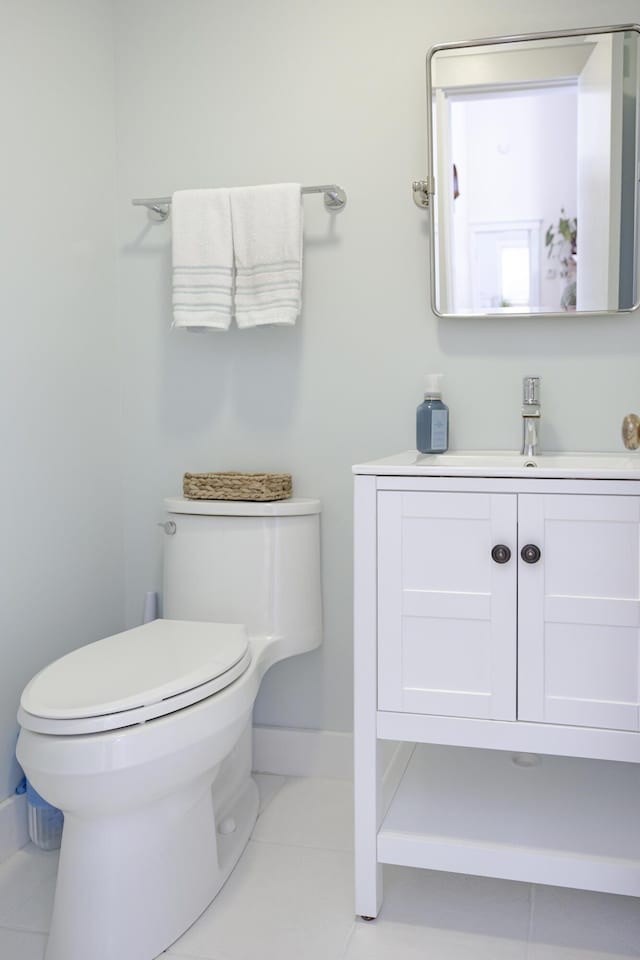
[{"x1": 0, "y1": 774, "x2": 638, "y2": 960}]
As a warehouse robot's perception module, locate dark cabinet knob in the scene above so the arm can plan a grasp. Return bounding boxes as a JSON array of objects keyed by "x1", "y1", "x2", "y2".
[
  {"x1": 491, "y1": 544, "x2": 511, "y2": 564},
  {"x1": 521, "y1": 544, "x2": 541, "y2": 564}
]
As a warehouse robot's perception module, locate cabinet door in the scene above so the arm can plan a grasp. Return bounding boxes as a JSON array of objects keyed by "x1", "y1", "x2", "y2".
[
  {"x1": 518, "y1": 494, "x2": 640, "y2": 731},
  {"x1": 377, "y1": 490, "x2": 517, "y2": 720}
]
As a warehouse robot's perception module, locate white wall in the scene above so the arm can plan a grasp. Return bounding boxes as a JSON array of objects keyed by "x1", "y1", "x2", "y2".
[
  {"x1": 0, "y1": 0, "x2": 124, "y2": 801},
  {"x1": 114, "y1": 0, "x2": 640, "y2": 737}
]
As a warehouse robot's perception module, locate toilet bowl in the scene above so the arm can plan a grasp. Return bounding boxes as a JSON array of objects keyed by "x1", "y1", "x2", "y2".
[{"x1": 17, "y1": 497, "x2": 322, "y2": 960}]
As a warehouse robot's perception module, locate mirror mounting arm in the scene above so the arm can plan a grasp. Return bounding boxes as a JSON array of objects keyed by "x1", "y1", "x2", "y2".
[{"x1": 412, "y1": 178, "x2": 435, "y2": 209}]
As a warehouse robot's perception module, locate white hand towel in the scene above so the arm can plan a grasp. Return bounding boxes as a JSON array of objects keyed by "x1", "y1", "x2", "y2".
[
  {"x1": 230, "y1": 183, "x2": 303, "y2": 328},
  {"x1": 171, "y1": 188, "x2": 233, "y2": 331}
]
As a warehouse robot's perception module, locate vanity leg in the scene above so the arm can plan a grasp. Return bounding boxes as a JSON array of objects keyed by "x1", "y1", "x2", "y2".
[
  {"x1": 354, "y1": 733, "x2": 383, "y2": 918},
  {"x1": 354, "y1": 476, "x2": 383, "y2": 919}
]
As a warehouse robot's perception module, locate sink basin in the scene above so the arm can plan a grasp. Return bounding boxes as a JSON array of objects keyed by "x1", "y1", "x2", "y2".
[{"x1": 353, "y1": 450, "x2": 640, "y2": 479}]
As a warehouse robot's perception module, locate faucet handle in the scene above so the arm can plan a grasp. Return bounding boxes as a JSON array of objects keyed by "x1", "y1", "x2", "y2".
[{"x1": 522, "y1": 376, "x2": 541, "y2": 405}]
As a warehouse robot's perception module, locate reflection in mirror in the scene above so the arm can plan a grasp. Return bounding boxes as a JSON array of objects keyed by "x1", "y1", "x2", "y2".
[{"x1": 427, "y1": 26, "x2": 640, "y2": 316}]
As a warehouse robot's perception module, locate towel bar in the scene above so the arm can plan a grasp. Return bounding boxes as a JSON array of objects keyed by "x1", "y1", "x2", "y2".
[{"x1": 132, "y1": 184, "x2": 347, "y2": 221}]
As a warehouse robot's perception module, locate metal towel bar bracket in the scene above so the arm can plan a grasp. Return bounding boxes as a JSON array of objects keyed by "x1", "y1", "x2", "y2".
[{"x1": 132, "y1": 184, "x2": 347, "y2": 221}]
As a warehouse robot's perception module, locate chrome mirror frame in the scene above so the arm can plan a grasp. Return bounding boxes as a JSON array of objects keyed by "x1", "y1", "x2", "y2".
[{"x1": 422, "y1": 23, "x2": 640, "y2": 319}]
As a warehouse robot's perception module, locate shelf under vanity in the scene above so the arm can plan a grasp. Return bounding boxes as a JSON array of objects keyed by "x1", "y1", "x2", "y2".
[{"x1": 378, "y1": 742, "x2": 640, "y2": 896}]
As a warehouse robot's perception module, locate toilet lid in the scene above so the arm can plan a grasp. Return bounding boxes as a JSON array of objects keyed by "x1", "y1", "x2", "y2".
[{"x1": 20, "y1": 619, "x2": 249, "y2": 722}]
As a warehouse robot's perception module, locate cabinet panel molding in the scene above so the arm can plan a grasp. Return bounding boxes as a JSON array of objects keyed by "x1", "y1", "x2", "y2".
[
  {"x1": 518, "y1": 493, "x2": 640, "y2": 730},
  {"x1": 377, "y1": 490, "x2": 516, "y2": 720}
]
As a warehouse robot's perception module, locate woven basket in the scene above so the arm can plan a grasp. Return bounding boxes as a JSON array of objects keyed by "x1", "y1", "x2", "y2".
[{"x1": 183, "y1": 471, "x2": 292, "y2": 502}]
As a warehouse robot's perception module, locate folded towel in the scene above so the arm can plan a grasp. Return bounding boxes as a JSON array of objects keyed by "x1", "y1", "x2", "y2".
[
  {"x1": 230, "y1": 183, "x2": 303, "y2": 328},
  {"x1": 171, "y1": 188, "x2": 233, "y2": 331}
]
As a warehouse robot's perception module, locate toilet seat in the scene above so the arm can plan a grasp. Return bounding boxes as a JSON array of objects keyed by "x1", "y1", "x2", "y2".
[{"x1": 18, "y1": 619, "x2": 251, "y2": 736}]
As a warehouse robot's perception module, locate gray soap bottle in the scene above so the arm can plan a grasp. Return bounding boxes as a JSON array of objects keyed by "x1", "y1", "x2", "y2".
[{"x1": 416, "y1": 374, "x2": 449, "y2": 453}]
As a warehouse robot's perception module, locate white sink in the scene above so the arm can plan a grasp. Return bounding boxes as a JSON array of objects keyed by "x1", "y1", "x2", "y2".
[{"x1": 353, "y1": 450, "x2": 640, "y2": 479}]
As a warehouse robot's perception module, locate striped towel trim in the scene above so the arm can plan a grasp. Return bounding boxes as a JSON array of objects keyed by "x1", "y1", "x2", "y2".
[
  {"x1": 173, "y1": 303, "x2": 233, "y2": 311},
  {"x1": 235, "y1": 260, "x2": 300, "y2": 275},
  {"x1": 173, "y1": 284, "x2": 234, "y2": 294},
  {"x1": 173, "y1": 264, "x2": 234, "y2": 274}
]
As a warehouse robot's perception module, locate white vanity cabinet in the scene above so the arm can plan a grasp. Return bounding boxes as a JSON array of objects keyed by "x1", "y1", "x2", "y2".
[
  {"x1": 378, "y1": 489, "x2": 640, "y2": 730},
  {"x1": 354, "y1": 454, "x2": 640, "y2": 919}
]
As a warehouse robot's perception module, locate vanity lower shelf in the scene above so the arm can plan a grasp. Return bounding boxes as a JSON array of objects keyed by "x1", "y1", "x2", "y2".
[{"x1": 378, "y1": 743, "x2": 640, "y2": 897}]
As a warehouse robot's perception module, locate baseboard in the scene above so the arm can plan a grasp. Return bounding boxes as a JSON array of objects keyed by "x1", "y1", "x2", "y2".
[
  {"x1": 0, "y1": 792, "x2": 28, "y2": 863},
  {"x1": 252, "y1": 725, "x2": 354, "y2": 779}
]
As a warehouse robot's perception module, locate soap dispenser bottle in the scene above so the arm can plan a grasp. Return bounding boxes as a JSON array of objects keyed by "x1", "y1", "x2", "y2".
[{"x1": 416, "y1": 374, "x2": 449, "y2": 453}]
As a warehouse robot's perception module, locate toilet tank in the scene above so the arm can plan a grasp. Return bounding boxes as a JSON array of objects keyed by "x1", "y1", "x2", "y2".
[{"x1": 162, "y1": 497, "x2": 322, "y2": 656}]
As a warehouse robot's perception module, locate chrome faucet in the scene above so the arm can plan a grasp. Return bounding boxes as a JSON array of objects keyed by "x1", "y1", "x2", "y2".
[{"x1": 521, "y1": 376, "x2": 541, "y2": 456}]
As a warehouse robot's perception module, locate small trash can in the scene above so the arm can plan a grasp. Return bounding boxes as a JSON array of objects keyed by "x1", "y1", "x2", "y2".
[{"x1": 25, "y1": 780, "x2": 63, "y2": 851}]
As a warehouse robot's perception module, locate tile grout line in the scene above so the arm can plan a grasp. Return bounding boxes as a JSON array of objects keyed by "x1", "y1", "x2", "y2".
[
  {"x1": 249, "y1": 835, "x2": 353, "y2": 854},
  {"x1": 336, "y1": 916, "x2": 359, "y2": 960}
]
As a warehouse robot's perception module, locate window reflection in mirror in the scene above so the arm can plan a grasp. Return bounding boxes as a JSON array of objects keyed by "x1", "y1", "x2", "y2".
[{"x1": 428, "y1": 27, "x2": 640, "y2": 317}]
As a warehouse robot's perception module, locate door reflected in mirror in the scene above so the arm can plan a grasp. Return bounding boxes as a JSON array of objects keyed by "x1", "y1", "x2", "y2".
[{"x1": 427, "y1": 26, "x2": 640, "y2": 317}]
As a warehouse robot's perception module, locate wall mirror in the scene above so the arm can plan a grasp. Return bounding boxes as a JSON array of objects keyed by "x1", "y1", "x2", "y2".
[{"x1": 420, "y1": 25, "x2": 640, "y2": 318}]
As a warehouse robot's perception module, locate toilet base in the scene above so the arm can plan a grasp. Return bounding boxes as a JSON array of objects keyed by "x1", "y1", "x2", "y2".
[{"x1": 44, "y1": 772, "x2": 259, "y2": 960}]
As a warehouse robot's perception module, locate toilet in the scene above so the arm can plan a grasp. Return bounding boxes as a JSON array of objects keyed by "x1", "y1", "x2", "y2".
[{"x1": 16, "y1": 495, "x2": 322, "y2": 960}]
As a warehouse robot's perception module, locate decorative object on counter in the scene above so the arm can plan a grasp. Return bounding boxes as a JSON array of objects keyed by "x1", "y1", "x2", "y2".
[
  {"x1": 622, "y1": 412, "x2": 640, "y2": 450},
  {"x1": 183, "y1": 471, "x2": 292, "y2": 501},
  {"x1": 545, "y1": 209, "x2": 577, "y2": 311},
  {"x1": 416, "y1": 374, "x2": 449, "y2": 453}
]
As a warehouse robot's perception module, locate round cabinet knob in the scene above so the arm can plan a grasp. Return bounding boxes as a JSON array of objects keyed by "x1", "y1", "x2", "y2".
[
  {"x1": 521, "y1": 543, "x2": 541, "y2": 564},
  {"x1": 491, "y1": 544, "x2": 511, "y2": 564}
]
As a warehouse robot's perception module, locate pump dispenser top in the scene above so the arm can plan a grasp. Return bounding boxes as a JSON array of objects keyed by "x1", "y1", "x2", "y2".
[{"x1": 423, "y1": 374, "x2": 443, "y2": 397}]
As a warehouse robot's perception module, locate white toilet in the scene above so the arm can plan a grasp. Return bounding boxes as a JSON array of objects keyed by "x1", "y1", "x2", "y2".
[{"x1": 16, "y1": 495, "x2": 322, "y2": 960}]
